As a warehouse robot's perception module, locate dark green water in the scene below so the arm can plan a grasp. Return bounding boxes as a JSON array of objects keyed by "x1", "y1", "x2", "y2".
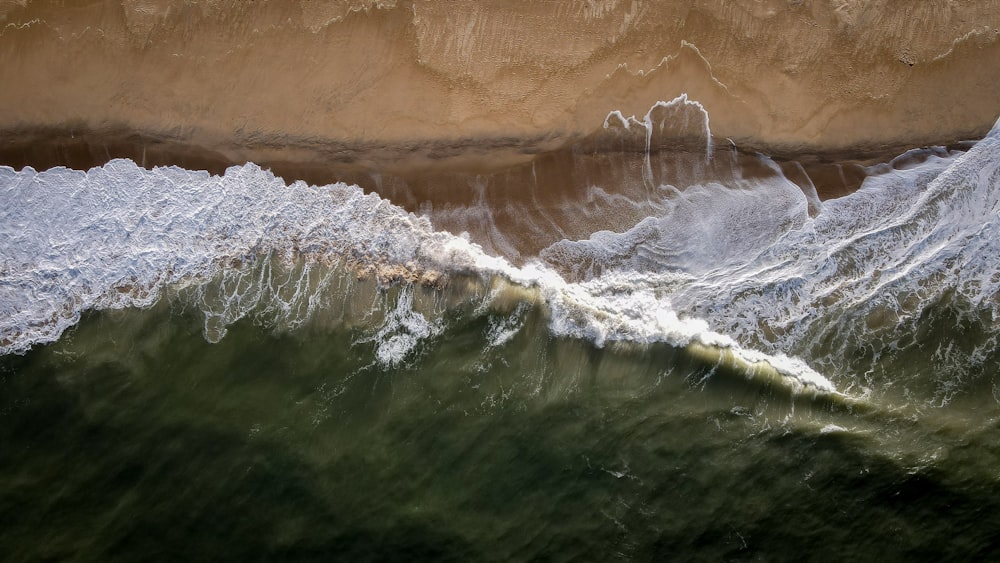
[
  {"x1": 4, "y1": 121, "x2": 1000, "y2": 560},
  {"x1": 3, "y1": 280, "x2": 1000, "y2": 561}
]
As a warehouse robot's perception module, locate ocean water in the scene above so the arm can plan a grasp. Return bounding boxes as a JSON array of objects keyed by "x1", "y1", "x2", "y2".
[{"x1": 3, "y1": 98, "x2": 1000, "y2": 560}]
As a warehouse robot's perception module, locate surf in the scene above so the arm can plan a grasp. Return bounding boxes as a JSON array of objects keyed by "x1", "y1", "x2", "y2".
[{"x1": 3, "y1": 99, "x2": 999, "y2": 413}]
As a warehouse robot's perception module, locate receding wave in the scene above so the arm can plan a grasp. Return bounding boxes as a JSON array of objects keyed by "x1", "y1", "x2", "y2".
[
  {"x1": 5, "y1": 4, "x2": 1000, "y2": 557},
  {"x1": 0, "y1": 159, "x2": 485, "y2": 352},
  {"x1": 0, "y1": 160, "x2": 836, "y2": 394},
  {"x1": 3, "y1": 98, "x2": 1000, "y2": 407}
]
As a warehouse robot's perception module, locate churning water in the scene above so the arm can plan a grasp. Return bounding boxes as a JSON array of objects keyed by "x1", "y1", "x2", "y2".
[{"x1": 3, "y1": 98, "x2": 1000, "y2": 559}]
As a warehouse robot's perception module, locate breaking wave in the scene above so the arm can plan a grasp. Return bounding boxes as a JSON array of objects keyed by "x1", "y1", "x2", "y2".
[{"x1": 3, "y1": 99, "x2": 999, "y2": 404}]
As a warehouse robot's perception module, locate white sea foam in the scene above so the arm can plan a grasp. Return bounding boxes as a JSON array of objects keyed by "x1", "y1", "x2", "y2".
[
  {"x1": 7, "y1": 103, "x2": 996, "y2": 402},
  {"x1": 0, "y1": 151, "x2": 837, "y2": 394},
  {"x1": 540, "y1": 166, "x2": 809, "y2": 278},
  {"x1": 530, "y1": 267, "x2": 837, "y2": 392},
  {"x1": 677, "y1": 123, "x2": 1000, "y2": 383},
  {"x1": 603, "y1": 93, "x2": 713, "y2": 189},
  {"x1": 0, "y1": 160, "x2": 486, "y2": 354},
  {"x1": 550, "y1": 111, "x2": 1000, "y2": 401},
  {"x1": 357, "y1": 286, "x2": 443, "y2": 369}
]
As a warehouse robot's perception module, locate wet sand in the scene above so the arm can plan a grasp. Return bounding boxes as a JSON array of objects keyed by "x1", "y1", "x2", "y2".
[
  {"x1": 0, "y1": 118, "x2": 969, "y2": 267},
  {"x1": 1, "y1": 0, "x2": 998, "y2": 211},
  {"x1": 0, "y1": 120, "x2": 870, "y2": 208}
]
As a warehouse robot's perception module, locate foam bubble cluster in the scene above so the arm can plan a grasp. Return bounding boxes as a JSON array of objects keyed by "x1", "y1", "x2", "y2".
[
  {"x1": 0, "y1": 160, "x2": 488, "y2": 354},
  {"x1": 0, "y1": 149, "x2": 838, "y2": 395},
  {"x1": 17, "y1": 102, "x2": 994, "y2": 400}
]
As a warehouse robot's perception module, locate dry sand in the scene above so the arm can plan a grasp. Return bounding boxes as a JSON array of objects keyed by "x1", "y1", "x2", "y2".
[{"x1": 0, "y1": 0, "x2": 998, "y2": 186}]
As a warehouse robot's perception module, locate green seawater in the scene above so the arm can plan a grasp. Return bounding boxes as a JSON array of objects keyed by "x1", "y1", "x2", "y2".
[{"x1": 3, "y1": 279, "x2": 1000, "y2": 561}]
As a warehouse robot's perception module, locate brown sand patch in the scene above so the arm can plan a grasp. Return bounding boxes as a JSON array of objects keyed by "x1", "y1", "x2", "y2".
[{"x1": 0, "y1": 0, "x2": 996, "y2": 158}]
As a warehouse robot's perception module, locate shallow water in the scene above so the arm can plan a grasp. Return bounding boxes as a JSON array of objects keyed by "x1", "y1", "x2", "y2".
[{"x1": 3, "y1": 98, "x2": 1000, "y2": 559}]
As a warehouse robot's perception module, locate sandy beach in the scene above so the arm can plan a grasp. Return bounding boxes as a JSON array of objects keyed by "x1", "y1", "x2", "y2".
[{"x1": 1, "y1": 0, "x2": 997, "y2": 183}]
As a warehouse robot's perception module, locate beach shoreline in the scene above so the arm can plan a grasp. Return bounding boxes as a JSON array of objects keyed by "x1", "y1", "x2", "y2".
[
  {"x1": 1, "y1": 0, "x2": 998, "y2": 181},
  {"x1": 1, "y1": 121, "x2": 977, "y2": 206}
]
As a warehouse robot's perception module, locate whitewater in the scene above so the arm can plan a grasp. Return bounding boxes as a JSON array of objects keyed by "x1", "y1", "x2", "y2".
[{"x1": 4, "y1": 99, "x2": 999, "y2": 409}]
